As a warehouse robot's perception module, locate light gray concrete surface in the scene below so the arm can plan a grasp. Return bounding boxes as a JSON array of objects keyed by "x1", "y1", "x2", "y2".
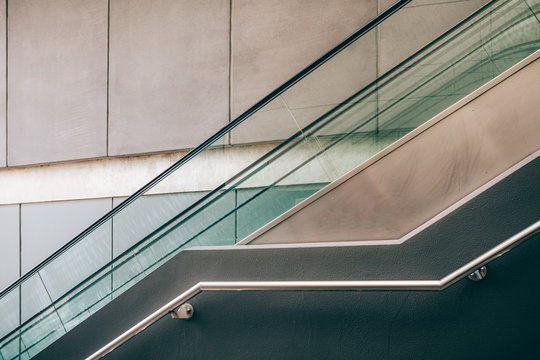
[
  {"x1": 284, "y1": 31, "x2": 377, "y2": 129},
  {"x1": 0, "y1": 1, "x2": 5, "y2": 168},
  {"x1": 230, "y1": 0, "x2": 489, "y2": 145},
  {"x1": 7, "y1": 0, "x2": 108, "y2": 166},
  {"x1": 378, "y1": 0, "x2": 490, "y2": 73},
  {"x1": 20, "y1": 198, "x2": 112, "y2": 274},
  {"x1": 0, "y1": 205, "x2": 19, "y2": 291},
  {"x1": 230, "y1": 0, "x2": 378, "y2": 119},
  {"x1": 380, "y1": 0, "x2": 399, "y2": 12},
  {"x1": 108, "y1": 0, "x2": 230, "y2": 156},
  {"x1": 0, "y1": 0, "x2": 492, "y2": 167},
  {"x1": 232, "y1": 32, "x2": 379, "y2": 144}
]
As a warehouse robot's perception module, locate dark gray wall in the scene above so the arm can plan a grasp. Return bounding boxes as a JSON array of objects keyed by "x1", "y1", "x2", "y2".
[
  {"x1": 110, "y1": 237, "x2": 540, "y2": 360},
  {"x1": 34, "y1": 156, "x2": 540, "y2": 359}
]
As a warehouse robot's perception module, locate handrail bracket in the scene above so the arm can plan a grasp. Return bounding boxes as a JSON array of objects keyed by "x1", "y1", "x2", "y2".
[{"x1": 171, "y1": 303, "x2": 194, "y2": 320}]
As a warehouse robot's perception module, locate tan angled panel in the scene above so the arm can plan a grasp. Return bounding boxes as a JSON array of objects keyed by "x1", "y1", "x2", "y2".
[{"x1": 247, "y1": 54, "x2": 540, "y2": 244}]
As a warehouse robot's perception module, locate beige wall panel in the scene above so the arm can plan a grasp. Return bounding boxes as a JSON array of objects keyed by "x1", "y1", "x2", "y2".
[
  {"x1": 0, "y1": 2, "x2": 5, "y2": 167},
  {"x1": 231, "y1": 0, "x2": 378, "y2": 121},
  {"x1": 108, "y1": 0, "x2": 230, "y2": 156},
  {"x1": 231, "y1": 31, "x2": 377, "y2": 144},
  {"x1": 380, "y1": 0, "x2": 400, "y2": 13},
  {"x1": 8, "y1": 0, "x2": 108, "y2": 166},
  {"x1": 379, "y1": 0, "x2": 489, "y2": 74}
]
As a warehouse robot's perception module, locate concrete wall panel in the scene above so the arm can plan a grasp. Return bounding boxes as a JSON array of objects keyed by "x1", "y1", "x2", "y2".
[
  {"x1": 0, "y1": 1, "x2": 5, "y2": 168},
  {"x1": 379, "y1": 0, "x2": 489, "y2": 74},
  {"x1": 232, "y1": 31, "x2": 378, "y2": 144},
  {"x1": 21, "y1": 198, "x2": 112, "y2": 275},
  {"x1": 7, "y1": 0, "x2": 108, "y2": 166},
  {"x1": 108, "y1": 0, "x2": 230, "y2": 156},
  {"x1": 0, "y1": 205, "x2": 19, "y2": 291},
  {"x1": 2, "y1": 0, "x2": 492, "y2": 167},
  {"x1": 231, "y1": 0, "x2": 378, "y2": 119},
  {"x1": 380, "y1": 0, "x2": 399, "y2": 12}
]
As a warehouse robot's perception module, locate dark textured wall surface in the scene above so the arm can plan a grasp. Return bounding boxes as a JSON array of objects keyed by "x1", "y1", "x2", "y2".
[{"x1": 35, "y1": 157, "x2": 540, "y2": 359}]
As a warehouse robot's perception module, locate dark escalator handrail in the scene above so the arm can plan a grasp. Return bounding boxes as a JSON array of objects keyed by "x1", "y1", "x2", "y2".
[
  {"x1": 0, "y1": 0, "x2": 411, "y2": 299},
  {"x1": 85, "y1": 220, "x2": 540, "y2": 360}
]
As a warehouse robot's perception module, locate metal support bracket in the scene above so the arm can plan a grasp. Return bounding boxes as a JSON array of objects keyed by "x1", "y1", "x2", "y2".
[
  {"x1": 171, "y1": 303, "x2": 194, "y2": 320},
  {"x1": 468, "y1": 266, "x2": 487, "y2": 282}
]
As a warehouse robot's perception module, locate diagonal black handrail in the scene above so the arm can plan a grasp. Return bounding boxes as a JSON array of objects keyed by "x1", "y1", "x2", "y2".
[{"x1": 0, "y1": 0, "x2": 411, "y2": 300}]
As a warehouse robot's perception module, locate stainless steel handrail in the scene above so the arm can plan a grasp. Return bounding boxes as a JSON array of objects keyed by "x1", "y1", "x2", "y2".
[{"x1": 86, "y1": 220, "x2": 540, "y2": 360}]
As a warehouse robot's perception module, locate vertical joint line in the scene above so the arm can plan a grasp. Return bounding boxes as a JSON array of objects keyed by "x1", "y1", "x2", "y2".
[
  {"x1": 234, "y1": 189, "x2": 238, "y2": 242},
  {"x1": 106, "y1": 0, "x2": 110, "y2": 156},
  {"x1": 18, "y1": 203, "x2": 22, "y2": 356},
  {"x1": 375, "y1": 0, "x2": 380, "y2": 136},
  {"x1": 18, "y1": 202, "x2": 21, "y2": 356},
  {"x1": 18, "y1": 203, "x2": 21, "y2": 277},
  {"x1": 110, "y1": 197, "x2": 114, "y2": 299},
  {"x1": 18, "y1": 285, "x2": 21, "y2": 357},
  {"x1": 5, "y1": 0, "x2": 8, "y2": 166},
  {"x1": 227, "y1": 0, "x2": 232, "y2": 145}
]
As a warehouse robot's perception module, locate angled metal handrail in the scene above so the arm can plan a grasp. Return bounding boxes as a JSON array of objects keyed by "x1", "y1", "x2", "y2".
[{"x1": 86, "y1": 220, "x2": 540, "y2": 360}]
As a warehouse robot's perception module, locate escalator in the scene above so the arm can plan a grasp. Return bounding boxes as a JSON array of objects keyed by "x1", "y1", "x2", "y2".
[
  {"x1": 40, "y1": 153, "x2": 540, "y2": 359},
  {"x1": 1, "y1": 0, "x2": 539, "y2": 358}
]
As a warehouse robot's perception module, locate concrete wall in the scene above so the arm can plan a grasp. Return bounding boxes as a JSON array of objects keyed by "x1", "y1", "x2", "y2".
[
  {"x1": 3, "y1": 0, "x2": 383, "y2": 166},
  {"x1": 8, "y1": 0, "x2": 108, "y2": 166},
  {"x1": 2, "y1": 0, "x2": 489, "y2": 168},
  {"x1": 0, "y1": 1, "x2": 5, "y2": 168}
]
